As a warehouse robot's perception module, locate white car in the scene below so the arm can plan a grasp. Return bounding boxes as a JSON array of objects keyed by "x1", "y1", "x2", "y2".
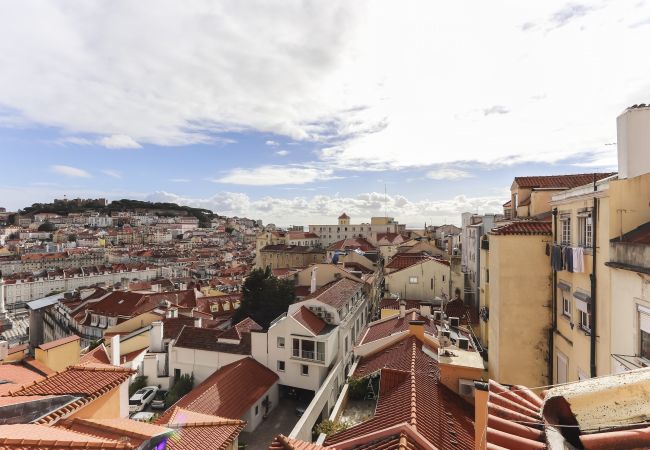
[
  {"x1": 130, "y1": 411, "x2": 156, "y2": 422},
  {"x1": 129, "y1": 386, "x2": 158, "y2": 413}
]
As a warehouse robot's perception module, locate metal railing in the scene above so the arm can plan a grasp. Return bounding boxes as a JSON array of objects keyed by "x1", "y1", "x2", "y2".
[{"x1": 291, "y1": 348, "x2": 325, "y2": 362}]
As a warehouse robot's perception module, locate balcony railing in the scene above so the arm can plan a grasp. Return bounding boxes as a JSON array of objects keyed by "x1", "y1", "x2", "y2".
[{"x1": 292, "y1": 348, "x2": 325, "y2": 362}]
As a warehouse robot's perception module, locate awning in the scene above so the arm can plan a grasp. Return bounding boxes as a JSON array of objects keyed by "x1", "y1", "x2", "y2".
[
  {"x1": 558, "y1": 281, "x2": 571, "y2": 291},
  {"x1": 574, "y1": 291, "x2": 591, "y2": 313}
]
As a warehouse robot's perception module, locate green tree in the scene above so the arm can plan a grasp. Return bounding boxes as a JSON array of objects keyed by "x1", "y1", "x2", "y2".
[
  {"x1": 38, "y1": 221, "x2": 56, "y2": 232},
  {"x1": 68, "y1": 234, "x2": 77, "y2": 242},
  {"x1": 232, "y1": 267, "x2": 295, "y2": 328},
  {"x1": 165, "y1": 373, "x2": 194, "y2": 409}
]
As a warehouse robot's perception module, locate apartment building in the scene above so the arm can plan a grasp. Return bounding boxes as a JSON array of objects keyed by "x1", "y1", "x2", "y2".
[
  {"x1": 308, "y1": 214, "x2": 404, "y2": 247},
  {"x1": 257, "y1": 244, "x2": 326, "y2": 270},
  {"x1": 384, "y1": 254, "x2": 462, "y2": 302}
]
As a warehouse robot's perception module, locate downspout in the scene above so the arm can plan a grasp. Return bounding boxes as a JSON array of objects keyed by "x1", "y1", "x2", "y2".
[
  {"x1": 590, "y1": 196, "x2": 598, "y2": 378},
  {"x1": 549, "y1": 207, "x2": 558, "y2": 385}
]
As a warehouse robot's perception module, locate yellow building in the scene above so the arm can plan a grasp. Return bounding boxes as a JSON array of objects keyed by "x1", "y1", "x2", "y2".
[
  {"x1": 484, "y1": 221, "x2": 552, "y2": 388},
  {"x1": 34, "y1": 334, "x2": 80, "y2": 372},
  {"x1": 257, "y1": 244, "x2": 326, "y2": 270}
]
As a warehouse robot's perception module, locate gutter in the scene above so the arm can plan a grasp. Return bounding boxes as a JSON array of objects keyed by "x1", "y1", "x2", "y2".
[
  {"x1": 549, "y1": 208, "x2": 558, "y2": 385},
  {"x1": 590, "y1": 195, "x2": 598, "y2": 378}
]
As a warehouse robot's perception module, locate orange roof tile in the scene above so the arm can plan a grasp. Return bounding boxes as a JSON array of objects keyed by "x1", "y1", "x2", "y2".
[
  {"x1": 514, "y1": 172, "x2": 615, "y2": 189},
  {"x1": 157, "y1": 358, "x2": 278, "y2": 423},
  {"x1": 490, "y1": 220, "x2": 552, "y2": 236},
  {"x1": 291, "y1": 306, "x2": 327, "y2": 335},
  {"x1": 0, "y1": 423, "x2": 130, "y2": 449},
  {"x1": 78, "y1": 344, "x2": 111, "y2": 366},
  {"x1": 305, "y1": 278, "x2": 363, "y2": 310}
]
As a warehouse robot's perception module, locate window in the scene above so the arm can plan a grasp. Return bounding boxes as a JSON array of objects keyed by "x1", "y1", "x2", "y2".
[
  {"x1": 277, "y1": 360, "x2": 285, "y2": 372},
  {"x1": 562, "y1": 293, "x2": 571, "y2": 318},
  {"x1": 561, "y1": 217, "x2": 571, "y2": 245},
  {"x1": 556, "y1": 352, "x2": 568, "y2": 384},
  {"x1": 639, "y1": 306, "x2": 650, "y2": 360},
  {"x1": 579, "y1": 308, "x2": 591, "y2": 332},
  {"x1": 430, "y1": 278, "x2": 434, "y2": 290},
  {"x1": 345, "y1": 336, "x2": 349, "y2": 353},
  {"x1": 301, "y1": 364, "x2": 309, "y2": 376},
  {"x1": 255, "y1": 405, "x2": 259, "y2": 415},
  {"x1": 277, "y1": 337, "x2": 285, "y2": 348},
  {"x1": 578, "y1": 215, "x2": 593, "y2": 247},
  {"x1": 409, "y1": 276, "x2": 418, "y2": 284},
  {"x1": 442, "y1": 275, "x2": 446, "y2": 282}
]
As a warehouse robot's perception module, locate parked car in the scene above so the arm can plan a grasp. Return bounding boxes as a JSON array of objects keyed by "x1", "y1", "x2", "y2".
[
  {"x1": 130, "y1": 411, "x2": 156, "y2": 422},
  {"x1": 129, "y1": 386, "x2": 158, "y2": 413},
  {"x1": 150, "y1": 389, "x2": 168, "y2": 410}
]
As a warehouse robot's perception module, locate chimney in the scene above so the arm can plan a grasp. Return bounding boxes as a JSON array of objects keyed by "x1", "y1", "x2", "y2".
[
  {"x1": 399, "y1": 300, "x2": 406, "y2": 318},
  {"x1": 110, "y1": 334, "x2": 120, "y2": 366},
  {"x1": 0, "y1": 340, "x2": 8, "y2": 361},
  {"x1": 310, "y1": 266, "x2": 318, "y2": 294},
  {"x1": 419, "y1": 301, "x2": 432, "y2": 317},
  {"x1": 474, "y1": 382, "x2": 489, "y2": 450},
  {"x1": 150, "y1": 322, "x2": 163, "y2": 352},
  {"x1": 409, "y1": 320, "x2": 425, "y2": 341}
]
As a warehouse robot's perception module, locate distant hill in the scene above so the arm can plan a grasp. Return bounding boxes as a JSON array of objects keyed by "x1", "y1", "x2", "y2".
[{"x1": 19, "y1": 199, "x2": 219, "y2": 228}]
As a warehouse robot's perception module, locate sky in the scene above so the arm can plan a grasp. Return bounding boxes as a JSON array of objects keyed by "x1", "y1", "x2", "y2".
[{"x1": 0, "y1": 0, "x2": 648, "y2": 227}]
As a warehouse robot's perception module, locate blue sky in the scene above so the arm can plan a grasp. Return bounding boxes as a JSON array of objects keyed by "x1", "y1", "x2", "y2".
[{"x1": 0, "y1": 1, "x2": 645, "y2": 226}]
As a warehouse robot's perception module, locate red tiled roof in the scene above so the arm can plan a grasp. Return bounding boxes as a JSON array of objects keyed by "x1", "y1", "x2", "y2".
[
  {"x1": 0, "y1": 424, "x2": 131, "y2": 449},
  {"x1": 87, "y1": 290, "x2": 197, "y2": 318},
  {"x1": 615, "y1": 221, "x2": 650, "y2": 245},
  {"x1": 485, "y1": 380, "x2": 545, "y2": 450},
  {"x1": 37, "y1": 335, "x2": 79, "y2": 351},
  {"x1": 56, "y1": 417, "x2": 171, "y2": 447},
  {"x1": 379, "y1": 298, "x2": 422, "y2": 311},
  {"x1": 165, "y1": 408, "x2": 245, "y2": 450},
  {"x1": 269, "y1": 435, "x2": 325, "y2": 449},
  {"x1": 174, "y1": 326, "x2": 251, "y2": 355},
  {"x1": 444, "y1": 298, "x2": 479, "y2": 325},
  {"x1": 304, "y1": 277, "x2": 363, "y2": 310},
  {"x1": 220, "y1": 317, "x2": 262, "y2": 340},
  {"x1": 0, "y1": 364, "x2": 46, "y2": 395},
  {"x1": 325, "y1": 337, "x2": 474, "y2": 449},
  {"x1": 291, "y1": 306, "x2": 327, "y2": 335},
  {"x1": 327, "y1": 237, "x2": 376, "y2": 252},
  {"x1": 514, "y1": 173, "x2": 615, "y2": 189},
  {"x1": 490, "y1": 221, "x2": 551, "y2": 236},
  {"x1": 78, "y1": 344, "x2": 111, "y2": 366},
  {"x1": 157, "y1": 358, "x2": 278, "y2": 422},
  {"x1": 288, "y1": 232, "x2": 319, "y2": 240},
  {"x1": 358, "y1": 310, "x2": 437, "y2": 346},
  {"x1": 385, "y1": 253, "x2": 431, "y2": 270},
  {"x1": 376, "y1": 233, "x2": 405, "y2": 244},
  {"x1": 162, "y1": 316, "x2": 196, "y2": 340},
  {"x1": 338, "y1": 213, "x2": 350, "y2": 219}
]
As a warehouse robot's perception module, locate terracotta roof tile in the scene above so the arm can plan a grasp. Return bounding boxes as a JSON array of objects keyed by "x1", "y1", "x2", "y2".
[
  {"x1": 162, "y1": 317, "x2": 196, "y2": 340},
  {"x1": 157, "y1": 358, "x2": 278, "y2": 422},
  {"x1": 269, "y1": 434, "x2": 325, "y2": 449},
  {"x1": 292, "y1": 306, "x2": 327, "y2": 335},
  {"x1": 614, "y1": 221, "x2": 650, "y2": 245},
  {"x1": 385, "y1": 253, "x2": 432, "y2": 270},
  {"x1": 304, "y1": 278, "x2": 363, "y2": 310},
  {"x1": 0, "y1": 364, "x2": 46, "y2": 395},
  {"x1": 489, "y1": 221, "x2": 552, "y2": 236},
  {"x1": 174, "y1": 326, "x2": 252, "y2": 355},
  {"x1": 358, "y1": 310, "x2": 437, "y2": 346},
  {"x1": 327, "y1": 237, "x2": 376, "y2": 252},
  {"x1": 514, "y1": 173, "x2": 615, "y2": 189},
  {"x1": 78, "y1": 344, "x2": 111, "y2": 366},
  {"x1": 220, "y1": 317, "x2": 262, "y2": 340},
  {"x1": 0, "y1": 423, "x2": 131, "y2": 449}
]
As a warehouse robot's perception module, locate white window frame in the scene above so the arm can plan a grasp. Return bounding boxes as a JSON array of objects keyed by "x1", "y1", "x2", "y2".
[
  {"x1": 277, "y1": 360, "x2": 285, "y2": 372},
  {"x1": 409, "y1": 276, "x2": 418, "y2": 284},
  {"x1": 578, "y1": 214, "x2": 593, "y2": 248},
  {"x1": 579, "y1": 309, "x2": 590, "y2": 333},
  {"x1": 562, "y1": 293, "x2": 571, "y2": 318},
  {"x1": 277, "y1": 336, "x2": 285, "y2": 348},
  {"x1": 560, "y1": 216, "x2": 571, "y2": 245}
]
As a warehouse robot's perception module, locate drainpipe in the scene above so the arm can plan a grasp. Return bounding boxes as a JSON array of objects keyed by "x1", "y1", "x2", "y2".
[
  {"x1": 590, "y1": 196, "x2": 598, "y2": 378},
  {"x1": 549, "y1": 208, "x2": 558, "y2": 385}
]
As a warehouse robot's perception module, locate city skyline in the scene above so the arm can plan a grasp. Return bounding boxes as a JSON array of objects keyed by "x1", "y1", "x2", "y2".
[{"x1": 1, "y1": 0, "x2": 646, "y2": 225}]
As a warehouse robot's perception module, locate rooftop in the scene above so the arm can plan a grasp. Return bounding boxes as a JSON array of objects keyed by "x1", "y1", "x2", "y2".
[
  {"x1": 304, "y1": 277, "x2": 363, "y2": 310},
  {"x1": 490, "y1": 220, "x2": 552, "y2": 236},
  {"x1": 514, "y1": 173, "x2": 616, "y2": 189}
]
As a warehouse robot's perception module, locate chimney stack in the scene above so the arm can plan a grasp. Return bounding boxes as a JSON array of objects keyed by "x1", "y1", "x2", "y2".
[
  {"x1": 150, "y1": 321, "x2": 163, "y2": 353},
  {"x1": 310, "y1": 266, "x2": 318, "y2": 294},
  {"x1": 419, "y1": 301, "x2": 432, "y2": 318},
  {"x1": 399, "y1": 300, "x2": 406, "y2": 318},
  {"x1": 110, "y1": 334, "x2": 120, "y2": 366}
]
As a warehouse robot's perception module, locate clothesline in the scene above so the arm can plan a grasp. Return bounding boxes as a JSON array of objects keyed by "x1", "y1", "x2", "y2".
[{"x1": 549, "y1": 243, "x2": 586, "y2": 273}]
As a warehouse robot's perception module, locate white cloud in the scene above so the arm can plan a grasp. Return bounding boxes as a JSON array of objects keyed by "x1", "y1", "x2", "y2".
[
  {"x1": 170, "y1": 178, "x2": 191, "y2": 183},
  {"x1": 0, "y1": 0, "x2": 647, "y2": 169},
  {"x1": 275, "y1": 149, "x2": 290, "y2": 156},
  {"x1": 145, "y1": 190, "x2": 505, "y2": 226},
  {"x1": 265, "y1": 140, "x2": 280, "y2": 147},
  {"x1": 426, "y1": 168, "x2": 473, "y2": 181},
  {"x1": 211, "y1": 165, "x2": 336, "y2": 186},
  {"x1": 50, "y1": 165, "x2": 91, "y2": 178},
  {"x1": 98, "y1": 134, "x2": 141, "y2": 149},
  {"x1": 101, "y1": 169, "x2": 122, "y2": 178}
]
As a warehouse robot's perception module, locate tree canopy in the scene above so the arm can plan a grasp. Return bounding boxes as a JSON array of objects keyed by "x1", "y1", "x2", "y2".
[
  {"x1": 232, "y1": 267, "x2": 295, "y2": 328},
  {"x1": 37, "y1": 221, "x2": 56, "y2": 232}
]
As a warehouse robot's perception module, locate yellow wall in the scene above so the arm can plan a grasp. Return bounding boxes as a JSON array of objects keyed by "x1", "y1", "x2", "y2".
[
  {"x1": 488, "y1": 233, "x2": 551, "y2": 387},
  {"x1": 35, "y1": 339, "x2": 80, "y2": 372},
  {"x1": 479, "y1": 245, "x2": 490, "y2": 348},
  {"x1": 68, "y1": 386, "x2": 122, "y2": 419},
  {"x1": 105, "y1": 312, "x2": 160, "y2": 337},
  {"x1": 384, "y1": 259, "x2": 455, "y2": 301}
]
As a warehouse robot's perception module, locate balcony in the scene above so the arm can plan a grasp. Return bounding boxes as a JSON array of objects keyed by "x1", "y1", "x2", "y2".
[{"x1": 292, "y1": 347, "x2": 325, "y2": 362}]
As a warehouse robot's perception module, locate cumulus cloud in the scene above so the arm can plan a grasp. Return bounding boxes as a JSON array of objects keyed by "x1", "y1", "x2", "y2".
[
  {"x1": 0, "y1": 1, "x2": 647, "y2": 171},
  {"x1": 50, "y1": 165, "x2": 91, "y2": 178},
  {"x1": 101, "y1": 169, "x2": 122, "y2": 178},
  {"x1": 426, "y1": 168, "x2": 473, "y2": 181},
  {"x1": 145, "y1": 190, "x2": 505, "y2": 226},
  {"x1": 265, "y1": 140, "x2": 280, "y2": 147},
  {"x1": 275, "y1": 149, "x2": 290, "y2": 156},
  {"x1": 98, "y1": 134, "x2": 142, "y2": 149},
  {"x1": 211, "y1": 165, "x2": 337, "y2": 186}
]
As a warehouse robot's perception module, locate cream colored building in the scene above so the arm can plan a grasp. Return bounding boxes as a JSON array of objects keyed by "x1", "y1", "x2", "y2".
[{"x1": 383, "y1": 257, "x2": 460, "y2": 301}]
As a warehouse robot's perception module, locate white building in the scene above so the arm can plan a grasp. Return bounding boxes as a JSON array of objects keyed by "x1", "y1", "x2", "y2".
[
  {"x1": 309, "y1": 214, "x2": 404, "y2": 247},
  {"x1": 460, "y1": 213, "x2": 499, "y2": 311}
]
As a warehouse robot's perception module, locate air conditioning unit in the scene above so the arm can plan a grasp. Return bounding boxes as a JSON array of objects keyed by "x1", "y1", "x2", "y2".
[
  {"x1": 449, "y1": 317, "x2": 460, "y2": 328},
  {"x1": 459, "y1": 379, "x2": 475, "y2": 397},
  {"x1": 457, "y1": 337, "x2": 470, "y2": 350}
]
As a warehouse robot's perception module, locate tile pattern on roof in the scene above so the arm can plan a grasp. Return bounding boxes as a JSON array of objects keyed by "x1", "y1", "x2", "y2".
[
  {"x1": 358, "y1": 310, "x2": 436, "y2": 346},
  {"x1": 304, "y1": 277, "x2": 363, "y2": 310},
  {"x1": 292, "y1": 306, "x2": 327, "y2": 335},
  {"x1": 385, "y1": 254, "x2": 431, "y2": 271},
  {"x1": 78, "y1": 344, "x2": 111, "y2": 366},
  {"x1": 514, "y1": 173, "x2": 615, "y2": 189},
  {"x1": 325, "y1": 336, "x2": 474, "y2": 449},
  {"x1": 326, "y1": 237, "x2": 376, "y2": 252},
  {"x1": 484, "y1": 380, "x2": 545, "y2": 450},
  {"x1": 157, "y1": 358, "x2": 278, "y2": 423},
  {"x1": 174, "y1": 326, "x2": 252, "y2": 354},
  {"x1": 490, "y1": 221, "x2": 552, "y2": 236},
  {"x1": 0, "y1": 423, "x2": 132, "y2": 449},
  {"x1": 164, "y1": 407, "x2": 245, "y2": 450}
]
